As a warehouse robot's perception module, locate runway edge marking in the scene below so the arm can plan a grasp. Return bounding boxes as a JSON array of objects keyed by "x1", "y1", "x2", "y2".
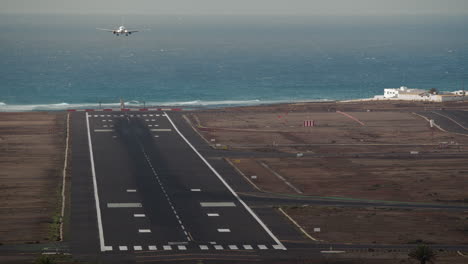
[
  {"x1": 86, "y1": 112, "x2": 107, "y2": 252},
  {"x1": 164, "y1": 112, "x2": 287, "y2": 250}
]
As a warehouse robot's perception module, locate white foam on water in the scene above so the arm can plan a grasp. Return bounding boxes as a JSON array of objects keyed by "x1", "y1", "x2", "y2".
[{"x1": 0, "y1": 98, "x2": 334, "y2": 112}]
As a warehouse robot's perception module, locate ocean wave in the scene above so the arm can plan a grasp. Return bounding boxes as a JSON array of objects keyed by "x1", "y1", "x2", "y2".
[{"x1": 0, "y1": 99, "x2": 333, "y2": 112}]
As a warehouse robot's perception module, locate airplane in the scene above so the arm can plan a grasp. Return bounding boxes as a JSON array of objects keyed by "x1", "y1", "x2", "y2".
[{"x1": 97, "y1": 25, "x2": 139, "y2": 36}]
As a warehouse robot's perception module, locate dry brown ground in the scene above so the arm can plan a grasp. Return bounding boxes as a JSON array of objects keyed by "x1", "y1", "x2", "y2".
[
  {"x1": 233, "y1": 157, "x2": 468, "y2": 203},
  {"x1": 192, "y1": 111, "x2": 468, "y2": 154},
  {"x1": 284, "y1": 206, "x2": 468, "y2": 245},
  {"x1": 0, "y1": 112, "x2": 66, "y2": 244}
]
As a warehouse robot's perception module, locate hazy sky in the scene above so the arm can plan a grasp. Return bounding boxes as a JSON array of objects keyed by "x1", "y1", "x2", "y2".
[{"x1": 2, "y1": 0, "x2": 468, "y2": 15}]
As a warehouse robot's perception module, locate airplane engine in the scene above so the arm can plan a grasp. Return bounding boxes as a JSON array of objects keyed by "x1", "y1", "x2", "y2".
[{"x1": 128, "y1": 32, "x2": 132, "y2": 35}]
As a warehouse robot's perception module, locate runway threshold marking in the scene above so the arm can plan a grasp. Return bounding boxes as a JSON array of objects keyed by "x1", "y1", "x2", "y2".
[
  {"x1": 107, "y1": 203, "x2": 142, "y2": 208},
  {"x1": 164, "y1": 112, "x2": 287, "y2": 250},
  {"x1": 134, "y1": 246, "x2": 143, "y2": 251},
  {"x1": 200, "y1": 202, "x2": 236, "y2": 207},
  {"x1": 85, "y1": 112, "x2": 107, "y2": 252}
]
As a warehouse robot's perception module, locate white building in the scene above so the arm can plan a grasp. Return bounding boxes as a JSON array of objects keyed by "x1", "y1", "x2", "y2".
[{"x1": 375, "y1": 86, "x2": 466, "y2": 102}]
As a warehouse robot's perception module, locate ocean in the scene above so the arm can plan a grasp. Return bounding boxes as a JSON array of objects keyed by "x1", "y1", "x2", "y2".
[{"x1": 0, "y1": 14, "x2": 467, "y2": 111}]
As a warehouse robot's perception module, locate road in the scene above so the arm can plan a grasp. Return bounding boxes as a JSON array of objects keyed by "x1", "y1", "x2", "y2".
[
  {"x1": 417, "y1": 110, "x2": 468, "y2": 135},
  {"x1": 71, "y1": 111, "x2": 286, "y2": 256}
]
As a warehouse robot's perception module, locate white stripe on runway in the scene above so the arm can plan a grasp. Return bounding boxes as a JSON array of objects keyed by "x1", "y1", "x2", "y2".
[
  {"x1": 178, "y1": 245, "x2": 187, "y2": 250},
  {"x1": 133, "y1": 214, "x2": 146, "y2": 217},
  {"x1": 138, "y1": 229, "x2": 151, "y2": 233},
  {"x1": 86, "y1": 113, "x2": 106, "y2": 252},
  {"x1": 94, "y1": 129, "x2": 114, "y2": 132},
  {"x1": 163, "y1": 245, "x2": 172, "y2": 250},
  {"x1": 229, "y1": 245, "x2": 239, "y2": 250},
  {"x1": 126, "y1": 189, "x2": 137, "y2": 192},
  {"x1": 243, "y1": 245, "x2": 253, "y2": 250},
  {"x1": 200, "y1": 245, "x2": 209, "y2": 250},
  {"x1": 134, "y1": 246, "x2": 142, "y2": 251},
  {"x1": 200, "y1": 202, "x2": 236, "y2": 207},
  {"x1": 148, "y1": 245, "x2": 157, "y2": 250},
  {"x1": 217, "y1": 229, "x2": 231, "y2": 233},
  {"x1": 119, "y1": 246, "x2": 128, "y2": 251},
  {"x1": 207, "y1": 213, "x2": 219, "y2": 217},
  {"x1": 214, "y1": 245, "x2": 224, "y2": 250},
  {"x1": 107, "y1": 203, "x2": 142, "y2": 208},
  {"x1": 190, "y1": 189, "x2": 201, "y2": 192},
  {"x1": 150, "y1": 128, "x2": 172, "y2": 132}
]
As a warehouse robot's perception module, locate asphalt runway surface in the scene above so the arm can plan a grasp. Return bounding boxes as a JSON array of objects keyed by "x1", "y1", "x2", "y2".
[
  {"x1": 71, "y1": 111, "x2": 288, "y2": 256},
  {"x1": 68, "y1": 110, "x2": 468, "y2": 263}
]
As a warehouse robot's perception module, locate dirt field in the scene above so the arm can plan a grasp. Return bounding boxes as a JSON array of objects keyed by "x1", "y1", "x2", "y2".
[
  {"x1": 233, "y1": 157, "x2": 468, "y2": 203},
  {"x1": 0, "y1": 112, "x2": 66, "y2": 244},
  {"x1": 191, "y1": 110, "x2": 468, "y2": 154},
  {"x1": 283, "y1": 206, "x2": 468, "y2": 245}
]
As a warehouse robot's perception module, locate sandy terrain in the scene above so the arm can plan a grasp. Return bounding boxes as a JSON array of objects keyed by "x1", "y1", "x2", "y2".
[
  {"x1": 283, "y1": 206, "x2": 468, "y2": 245},
  {"x1": 233, "y1": 157, "x2": 468, "y2": 203},
  {"x1": 191, "y1": 110, "x2": 468, "y2": 154},
  {"x1": 190, "y1": 101, "x2": 468, "y2": 204},
  {"x1": 0, "y1": 112, "x2": 66, "y2": 244}
]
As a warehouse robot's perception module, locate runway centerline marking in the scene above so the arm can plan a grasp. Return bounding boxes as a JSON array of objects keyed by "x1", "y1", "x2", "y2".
[
  {"x1": 137, "y1": 139, "x2": 191, "y2": 242},
  {"x1": 94, "y1": 129, "x2": 114, "y2": 132},
  {"x1": 217, "y1": 229, "x2": 231, "y2": 233},
  {"x1": 165, "y1": 112, "x2": 287, "y2": 250},
  {"x1": 200, "y1": 202, "x2": 236, "y2": 207},
  {"x1": 190, "y1": 189, "x2": 201, "y2": 192},
  {"x1": 85, "y1": 112, "x2": 106, "y2": 252},
  {"x1": 138, "y1": 229, "x2": 151, "y2": 233},
  {"x1": 134, "y1": 214, "x2": 146, "y2": 217},
  {"x1": 126, "y1": 189, "x2": 137, "y2": 192}
]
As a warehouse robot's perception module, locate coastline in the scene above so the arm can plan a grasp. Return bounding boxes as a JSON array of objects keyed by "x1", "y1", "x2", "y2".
[{"x1": 1, "y1": 96, "x2": 468, "y2": 112}]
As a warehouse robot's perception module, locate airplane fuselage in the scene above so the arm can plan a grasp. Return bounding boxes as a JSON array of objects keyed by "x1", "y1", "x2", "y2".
[{"x1": 113, "y1": 26, "x2": 132, "y2": 36}]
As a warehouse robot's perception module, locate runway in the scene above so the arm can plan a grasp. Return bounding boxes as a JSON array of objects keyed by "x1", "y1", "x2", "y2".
[{"x1": 71, "y1": 111, "x2": 286, "y2": 254}]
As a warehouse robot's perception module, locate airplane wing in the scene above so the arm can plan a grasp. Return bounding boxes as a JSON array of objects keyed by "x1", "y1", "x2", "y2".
[
  {"x1": 96, "y1": 28, "x2": 115, "y2": 32},
  {"x1": 127, "y1": 30, "x2": 139, "y2": 33}
]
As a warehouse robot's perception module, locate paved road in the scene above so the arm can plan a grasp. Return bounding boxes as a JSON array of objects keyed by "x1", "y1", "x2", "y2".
[
  {"x1": 71, "y1": 111, "x2": 286, "y2": 256},
  {"x1": 417, "y1": 110, "x2": 468, "y2": 135}
]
